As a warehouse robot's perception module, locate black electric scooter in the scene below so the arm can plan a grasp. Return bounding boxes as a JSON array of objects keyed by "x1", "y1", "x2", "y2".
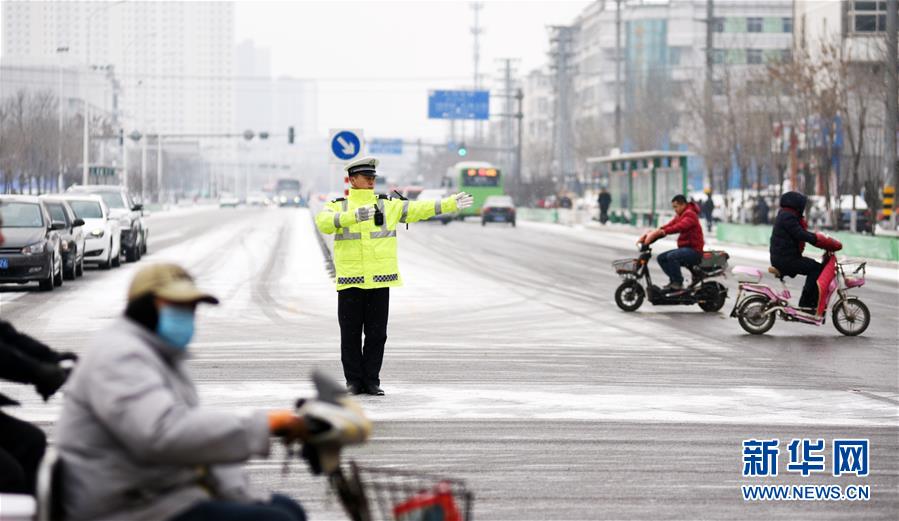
[{"x1": 612, "y1": 243, "x2": 729, "y2": 312}]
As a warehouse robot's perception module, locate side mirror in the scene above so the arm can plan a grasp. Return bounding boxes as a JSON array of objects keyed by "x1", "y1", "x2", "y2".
[
  {"x1": 73, "y1": 218, "x2": 85, "y2": 227},
  {"x1": 131, "y1": 204, "x2": 143, "y2": 212},
  {"x1": 50, "y1": 222, "x2": 66, "y2": 231}
]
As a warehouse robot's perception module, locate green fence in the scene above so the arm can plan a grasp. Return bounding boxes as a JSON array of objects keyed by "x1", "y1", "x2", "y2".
[{"x1": 716, "y1": 223, "x2": 899, "y2": 262}]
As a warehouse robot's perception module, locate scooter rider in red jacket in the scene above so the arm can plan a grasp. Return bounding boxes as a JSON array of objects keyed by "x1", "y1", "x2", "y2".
[{"x1": 639, "y1": 194, "x2": 704, "y2": 291}]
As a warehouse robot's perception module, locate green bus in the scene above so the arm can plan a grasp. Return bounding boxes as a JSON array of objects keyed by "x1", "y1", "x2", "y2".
[{"x1": 445, "y1": 161, "x2": 503, "y2": 218}]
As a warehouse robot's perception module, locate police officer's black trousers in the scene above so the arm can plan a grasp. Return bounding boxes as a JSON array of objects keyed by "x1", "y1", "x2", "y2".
[
  {"x1": 0, "y1": 410, "x2": 47, "y2": 494},
  {"x1": 337, "y1": 287, "x2": 389, "y2": 387}
]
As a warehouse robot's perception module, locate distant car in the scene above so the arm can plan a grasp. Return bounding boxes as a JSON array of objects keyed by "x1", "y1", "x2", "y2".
[
  {"x1": 67, "y1": 185, "x2": 147, "y2": 262},
  {"x1": 219, "y1": 192, "x2": 240, "y2": 208},
  {"x1": 246, "y1": 192, "x2": 269, "y2": 207},
  {"x1": 416, "y1": 189, "x2": 454, "y2": 225},
  {"x1": 39, "y1": 196, "x2": 86, "y2": 280},
  {"x1": 481, "y1": 195, "x2": 516, "y2": 226},
  {"x1": 63, "y1": 195, "x2": 122, "y2": 270},
  {"x1": 0, "y1": 195, "x2": 65, "y2": 291}
]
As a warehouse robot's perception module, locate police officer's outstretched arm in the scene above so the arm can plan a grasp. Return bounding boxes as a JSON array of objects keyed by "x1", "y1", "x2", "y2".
[
  {"x1": 391, "y1": 192, "x2": 473, "y2": 224},
  {"x1": 315, "y1": 200, "x2": 374, "y2": 234}
]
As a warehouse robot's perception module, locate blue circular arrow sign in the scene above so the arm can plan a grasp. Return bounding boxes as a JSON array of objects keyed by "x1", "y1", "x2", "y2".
[{"x1": 331, "y1": 131, "x2": 361, "y2": 161}]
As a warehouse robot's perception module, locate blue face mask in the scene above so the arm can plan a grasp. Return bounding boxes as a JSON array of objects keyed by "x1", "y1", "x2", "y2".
[{"x1": 156, "y1": 306, "x2": 195, "y2": 349}]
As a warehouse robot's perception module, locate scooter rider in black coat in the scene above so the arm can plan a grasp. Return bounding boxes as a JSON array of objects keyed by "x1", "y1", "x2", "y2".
[
  {"x1": 0, "y1": 218, "x2": 76, "y2": 495},
  {"x1": 769, "y1": 191, "x2": 841, "y2": 310}
]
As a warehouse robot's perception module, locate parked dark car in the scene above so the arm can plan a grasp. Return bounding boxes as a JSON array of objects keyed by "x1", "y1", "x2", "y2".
[
  {"x1": 481, "y1": 195, "x2": 516, "y2": 227},
  {"x1": 40, "y1": 196, "x2": 86, "y2": 279},
  {"x1": 0, "y1": 195, "x2": 65, "y2": 291},
  {"x1": 66, "y1": 185, "x2": 147, "y2": 261}
]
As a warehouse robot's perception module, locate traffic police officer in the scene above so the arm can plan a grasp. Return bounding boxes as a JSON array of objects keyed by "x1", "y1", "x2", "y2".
[{"x1": 315, "y1": 156, "x2": 473, "y2": 396}]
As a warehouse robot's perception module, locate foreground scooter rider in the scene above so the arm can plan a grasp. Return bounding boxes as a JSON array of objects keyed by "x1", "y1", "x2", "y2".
[
  {"x1": 770, "y1": 191, "x2": 843, "y2": 310},
  {"x1": 0, "y1": 214, "x2": 75, "y2": 495},
  {"x1": 56, "y1": 263, "x2": 369, "y2": 521}
]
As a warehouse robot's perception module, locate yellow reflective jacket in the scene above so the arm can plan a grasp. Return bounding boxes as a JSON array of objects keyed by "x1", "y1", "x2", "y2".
[{"x1": 315, "y1": 189, "x2": 459, "y2": 291}]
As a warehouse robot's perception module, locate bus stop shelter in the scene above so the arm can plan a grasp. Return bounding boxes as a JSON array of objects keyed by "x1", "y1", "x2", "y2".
[{"x1": 586, "y1": 151, "x2": 692, "y2": 227}]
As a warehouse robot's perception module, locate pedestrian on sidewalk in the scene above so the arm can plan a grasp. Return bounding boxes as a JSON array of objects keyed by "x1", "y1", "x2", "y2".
[
  {"x1": 702, "y1": 191, "x2": 715, "y2": 232},
  {"x1": 597, "y1": 187, "x2": 611, "y2": 224},
  {"x1": 315, "y1": 157, "x2": 473, "y2": 396}
]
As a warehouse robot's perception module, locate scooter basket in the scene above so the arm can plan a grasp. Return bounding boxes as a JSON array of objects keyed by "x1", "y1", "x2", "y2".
[
  {"x1": 343, "y1": 462, "x2": 474, "y2": 521},
  {"x1": 613, "y1": 258, "x2": 639, "y2": 274}
]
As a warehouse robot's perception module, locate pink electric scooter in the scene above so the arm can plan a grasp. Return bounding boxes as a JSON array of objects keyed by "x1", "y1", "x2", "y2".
[{"x1": 730, "y1": 240, "x2": 871, "y2": 336}]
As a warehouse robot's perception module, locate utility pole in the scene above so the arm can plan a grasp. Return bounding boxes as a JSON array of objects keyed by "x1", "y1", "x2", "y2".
[
  {"x1": 156, "y1": 134, "x2": 163, "y2": 204},
  {"x1": 471, "y1": 2, "x2": 485, "y2": 143},
  {"x1": 497, "y1": 58, "x2": 519, "y2": 177},
  {"x1": 704, "y1": 0, "x2": 715, "y2": 192},
  {"x1": 57, "y1": 46, "x2": 68, "y2": 192},
  {"x1": 887, "y1": 0, "x2": 898, "y2": 226},
  {"x1": 141, "y1": 133, "x2": 148, "y2": 202},
  {"x1": 515, "y1": 88, "x2": 524, "y2": 199},
  {"x1": 548, "y1": 25, "x2": 576, "y2": 193},
  {"x1": 615, "y1": 0, "x2": 622, "y2": 149}
]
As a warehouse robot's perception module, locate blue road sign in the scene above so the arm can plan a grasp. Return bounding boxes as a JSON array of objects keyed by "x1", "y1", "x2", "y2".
[
  {"x1": 330, "y1": 130, "x2": 362, "y2": 161},
  {"x1": 428, "y1": 90, "x2": 490, "y2": 120},
  {"x1": 369, "y1": 138, "x2": 403, "y2": 155}
]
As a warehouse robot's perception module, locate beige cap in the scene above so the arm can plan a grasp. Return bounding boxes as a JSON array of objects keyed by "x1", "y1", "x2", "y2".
[{"x1": 127, "y1": 263, "x2": 219, "y2": 305}]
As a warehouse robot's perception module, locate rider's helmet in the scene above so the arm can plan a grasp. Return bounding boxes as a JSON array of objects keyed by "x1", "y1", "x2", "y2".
[{"x1": 779, "y1": 191, "x2": 807, "y2": 214}]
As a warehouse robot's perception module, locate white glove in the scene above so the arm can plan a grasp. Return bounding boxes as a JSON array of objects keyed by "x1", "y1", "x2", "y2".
[
  {"x1": 453, "y1": 192, "x2": 474, "y2": 210},
  {"x1": 353, "y1": 205, "x2": 374, "y2": 223},
  {"x1": 298, "y1": 398, "x2": 371, "y2": 446}
]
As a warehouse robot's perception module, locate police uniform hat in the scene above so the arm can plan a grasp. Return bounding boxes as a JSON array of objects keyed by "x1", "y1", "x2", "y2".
[{"x1": 345, "y1": 156, "x2": 379, "y2": 177}]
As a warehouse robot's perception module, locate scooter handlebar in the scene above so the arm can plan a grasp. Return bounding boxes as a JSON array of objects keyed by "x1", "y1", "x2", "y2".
[{"x1": 814, "y1": 232, "x2": 843, "y2": 252}]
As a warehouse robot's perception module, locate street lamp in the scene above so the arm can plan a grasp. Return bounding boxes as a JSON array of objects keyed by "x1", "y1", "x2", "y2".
[{"x1": 82, "y1": 0, "x2": 127, "y2": 187}]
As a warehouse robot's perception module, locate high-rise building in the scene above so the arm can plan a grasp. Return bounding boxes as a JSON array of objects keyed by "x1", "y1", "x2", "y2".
[
  {"x1": 569, "y1": 0, "x2": 793, "y2": 154},
  {"x1": 1, "y1": 0, "x2": 235, "y2": 137}
]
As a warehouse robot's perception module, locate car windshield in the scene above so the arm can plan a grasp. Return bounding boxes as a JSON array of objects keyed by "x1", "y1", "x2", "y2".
[
  {"x1": 98, "y1": 192, "x2": 126, "y2": 209},
  {"x1": 47, "y1": 203, "x2": 68, "y2": 224},
  {"x1": 485, "y1": 196, "x2": 513, "y2": 207},
  {"x1": 0, "y1": 202, "x2": 44, "y2": 228},
  {"x1": 69, "y1": 201, "x2": 103, "y2": 219}
]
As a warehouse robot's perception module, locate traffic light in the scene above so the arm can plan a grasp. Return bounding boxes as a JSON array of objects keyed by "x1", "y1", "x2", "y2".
[
  {"x1": 457, "y1": 142, "x2": 468, "y2": 157},
  {"x1": 288, "y1": 126, "x2": 295, "y2": 145},
  {"x1": 884, "y1": 185, "x2": 895, "y2": 217}
]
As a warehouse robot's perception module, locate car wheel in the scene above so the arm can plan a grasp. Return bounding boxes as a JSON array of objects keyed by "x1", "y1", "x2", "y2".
[
  {"x1": 126, "y1": 243, "x2": 138, "y2": 262},
  {"x1": 141, "y1": 233, "x2": 148, "y2": 254},
  {"x1": 101, "y1": 241, "x2": 113, "y2": 269},
  {"x1": 135, "y1": 243, "x2": 142, "y2": 261},
  {"x1": 39, "y1": 260, "x2": 54, "y2": 291},
  {"x1": 53, "y1": 255, "x2": 63, "y2": 287},
  {"x1": 76, "y1": 254, "x2": 84, "y2": 277},
  {"x1": 64, "y1": 252, "x2": 76, "y2": 281}
]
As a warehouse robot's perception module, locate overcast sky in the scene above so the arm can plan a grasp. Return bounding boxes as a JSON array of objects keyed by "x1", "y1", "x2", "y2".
[{"x1": 235, "y1": 0, "x2": 591, "y2": 141}]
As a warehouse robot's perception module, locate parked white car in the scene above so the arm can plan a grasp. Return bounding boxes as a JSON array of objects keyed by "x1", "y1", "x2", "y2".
[{"x1": 62, "y1": 195, "x2": 122, "y2": 269}]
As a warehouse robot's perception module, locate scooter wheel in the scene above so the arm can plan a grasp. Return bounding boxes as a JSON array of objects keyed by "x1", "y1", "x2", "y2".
[
  {"x1": 832, "y1": 297, "x2": 870, "y2": 336},
  {"x1": 615, "y1": 281, "x2": 645, "y2": 312},
  {"x1": 698, "y1": 281, "x2": 727, "y2": 312},
  {"x1": 736, "y1": 295, "x2": 776, "y2": 335}
]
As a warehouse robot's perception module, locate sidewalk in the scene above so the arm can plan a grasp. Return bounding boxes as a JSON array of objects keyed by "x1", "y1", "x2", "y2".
[{"x1": 519, "y1": 218, "x2": 899, "y2": 284}]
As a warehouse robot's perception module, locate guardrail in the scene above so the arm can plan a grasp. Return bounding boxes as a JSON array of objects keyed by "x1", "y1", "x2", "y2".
[{"x1": 716, "y1": 223, "x2": 899, "y2": 262}]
